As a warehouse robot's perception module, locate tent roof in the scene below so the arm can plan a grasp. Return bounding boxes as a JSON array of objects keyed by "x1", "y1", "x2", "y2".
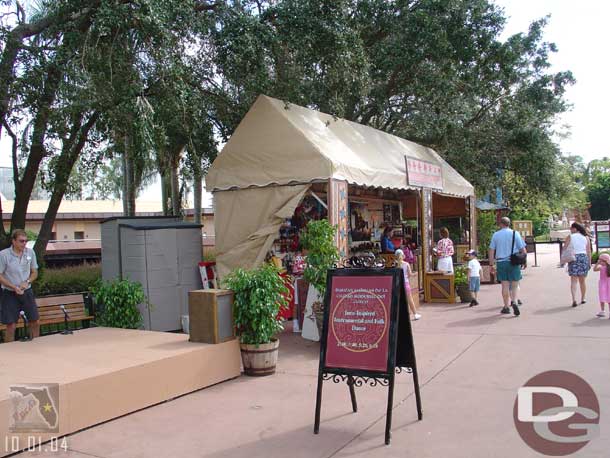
[{"x1": 206, "y1": 95, "x2": 474, "y2": 197}]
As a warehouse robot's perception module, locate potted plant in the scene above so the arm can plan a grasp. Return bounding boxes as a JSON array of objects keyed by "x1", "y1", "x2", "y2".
[
  {"x1": 300, "y1": 219, "x2": 339, "y2": 336},
  {"x1": 453, "y1": 265, "x2": 472, "y2": 303},
  {"x1": 224, "y1": 263, "x2": 288, "y2": 376}
]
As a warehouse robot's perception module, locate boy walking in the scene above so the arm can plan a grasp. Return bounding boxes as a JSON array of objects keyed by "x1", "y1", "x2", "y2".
[{"x1": 467, "y1": 250, "x2": 482, "y2": 307}]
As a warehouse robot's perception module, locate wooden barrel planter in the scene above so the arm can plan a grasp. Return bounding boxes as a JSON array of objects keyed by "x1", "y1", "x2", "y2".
[
  {"x1": 456, "y1": 284, "x2": 473, "y2": 303},
  {"x1": 240, "y1": 339, "x2": 280, "y2": 376}
]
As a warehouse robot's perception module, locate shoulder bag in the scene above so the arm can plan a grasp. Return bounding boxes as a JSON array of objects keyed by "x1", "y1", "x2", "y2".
[
  {"x1": 510, "y1": 230, "x2": 527, "y2": 266},
  {"x1": 559, "y1": 237, "x2": 576, "y2": 265}
]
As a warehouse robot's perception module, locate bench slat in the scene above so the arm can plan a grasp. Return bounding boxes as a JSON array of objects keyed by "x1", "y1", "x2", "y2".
[
  {"x1": 33, "y1": 316, "x2": 94, "y2": 326},
  {"x1": 36, "y1": 294, "x2": 87, "y2": 307},
  {"x1": 39, "y1": 306, "x2": 87, "y2": 313},
  {"x1": 39, "y1": 312, "x2": 90, "y2": 320}
]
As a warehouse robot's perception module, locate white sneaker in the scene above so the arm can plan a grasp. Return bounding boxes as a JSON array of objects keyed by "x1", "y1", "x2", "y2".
[
  {"x1": 413, "y1": 313, "x2": 422, "y2": 321},
  {"x1": 596, "y1": 311, "x2": 605, "y2": 318}
]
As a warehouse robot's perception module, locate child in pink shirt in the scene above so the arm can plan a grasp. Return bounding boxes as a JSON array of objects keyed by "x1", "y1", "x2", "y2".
[{"x1": 593, "y1": 253, "x2": 610, "y2": 318}]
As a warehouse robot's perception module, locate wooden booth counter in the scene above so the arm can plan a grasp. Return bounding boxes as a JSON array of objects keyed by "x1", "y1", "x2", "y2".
[{"x1": 424, "y1": 271, "x2": 455, "y2": 303}]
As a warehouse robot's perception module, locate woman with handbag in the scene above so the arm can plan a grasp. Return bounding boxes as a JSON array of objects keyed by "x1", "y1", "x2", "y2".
[{"x1": 564, "y1": 222, "x2": 591, "y2": 307}]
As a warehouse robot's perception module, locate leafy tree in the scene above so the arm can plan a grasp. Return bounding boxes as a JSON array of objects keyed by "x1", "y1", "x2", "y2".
[
  {"x1": 208, "y1": 0, "x2": 573, "y2": 201},
  {"x1": 0, "y1": 0, "x2": 219, "y2": 254},
  {"x1": 588, "y1": 172, "x2": 610, "y2": 221}
]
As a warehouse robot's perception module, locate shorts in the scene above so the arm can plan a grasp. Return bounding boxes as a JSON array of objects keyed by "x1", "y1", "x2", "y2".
[
  {"x1": 496, "y1": 261, "x2": 522, "y2": 282},
  {"x1": 469, "y1": 277, "x2": 480, "y2": 292},
  {"x1": 1, "y1": 288, "x2": 39, "y2": 324}
]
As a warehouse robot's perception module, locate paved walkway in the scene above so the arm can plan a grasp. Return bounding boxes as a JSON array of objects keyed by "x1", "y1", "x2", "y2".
[{"x1": 24, "y1": 244, "x2": 609, "y2": 458}]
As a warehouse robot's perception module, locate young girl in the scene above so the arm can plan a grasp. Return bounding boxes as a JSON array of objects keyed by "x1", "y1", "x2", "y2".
[
  {"x1": 593, "y1": 253, "x2": 610, "y2": 318},
  {"x1": 395, "y1": 249, "x2": 421, "y2": 320}
]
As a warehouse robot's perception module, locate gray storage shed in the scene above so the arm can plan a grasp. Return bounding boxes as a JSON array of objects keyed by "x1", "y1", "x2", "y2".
[{"x1": 101, "y1": 217, "x2": 203, "y2": 331}]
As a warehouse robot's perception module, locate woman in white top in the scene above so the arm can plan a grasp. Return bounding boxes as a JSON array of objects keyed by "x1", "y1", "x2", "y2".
[{"x1": 564, "y1": 222, "x2": 591, "y2": 307}]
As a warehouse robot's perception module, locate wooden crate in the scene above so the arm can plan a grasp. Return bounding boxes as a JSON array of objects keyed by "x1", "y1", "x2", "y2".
[
  {"x1": 188, "y1": 289, "x2": 235, "y2": 344},
  {"x1": 424, "y1": 272, "x2": 455, "y2": 303}
]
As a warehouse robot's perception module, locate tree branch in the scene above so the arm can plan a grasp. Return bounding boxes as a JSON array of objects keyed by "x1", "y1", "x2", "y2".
[
  {"x1": 1, "y1": 120, "x2": 20, "y2": 191},
  {"x1": 194, "y1": 2, "x2": 219, "y2": 12},
  {"x1": 464, "y1": 93, "x2": 511, "y2": 128},
  {"x1": 15, "y1": 1, "x2": 26, "y2": 24}
]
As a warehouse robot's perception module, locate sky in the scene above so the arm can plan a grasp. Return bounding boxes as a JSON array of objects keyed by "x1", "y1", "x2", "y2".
[
  {"x1": 1, "y1": 0, "x2": 608, "y2": 201},
  {"x1": 494, "y1": 0, "x2": 610, "y2": 162}
]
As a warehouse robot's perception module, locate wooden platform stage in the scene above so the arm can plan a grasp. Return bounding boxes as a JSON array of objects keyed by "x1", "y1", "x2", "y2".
[{"x1": 0, "y1": 327, "x2": 241, "y2": 456}]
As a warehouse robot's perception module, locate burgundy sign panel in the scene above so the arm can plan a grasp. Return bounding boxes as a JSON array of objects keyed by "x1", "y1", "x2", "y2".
[{"x1": 325, "y1": 276, "x2": 392, "y2": 372}]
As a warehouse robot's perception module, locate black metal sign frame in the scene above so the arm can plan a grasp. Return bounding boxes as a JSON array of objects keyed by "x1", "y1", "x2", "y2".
[{"x1": 313, "y1": 265, "x2": 423, "y2": 445}]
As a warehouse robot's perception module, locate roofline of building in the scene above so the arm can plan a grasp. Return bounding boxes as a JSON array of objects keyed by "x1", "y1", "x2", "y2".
[{"x1": 3, "y1": 208, "x2": 215, "y2": 221}]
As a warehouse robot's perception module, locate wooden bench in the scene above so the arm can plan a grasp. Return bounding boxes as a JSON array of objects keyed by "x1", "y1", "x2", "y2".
[{"x1": 0, "y1": 292, "x2": 95, "y2": 340}]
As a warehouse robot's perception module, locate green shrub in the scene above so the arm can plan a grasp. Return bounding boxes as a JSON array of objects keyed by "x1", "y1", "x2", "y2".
[
  {"x1": 202, "y1": 248, "x2": 216, "y2": 262},
  {"x1": 300, "y1": 219, "x2": 339, "y2": 299},
  {"x1": 92, "y1": 279, "x2": 146, "y2": 329},
  {"x1": 224, "y1": 263, "x2": 288, "y2": 345},
  {"x1": 477, "y1": 210, "x2": 496, "y2": 258},
  {"x1": 34, "y1": 263, "x2": 101, "y2": 296},
  {"x1": 25, "y1": 229, "x2": 38, "y2": 241},
  {"x1": 454, "y1": 265, "x2": 468, "y2": 287},
  {"x1": 592, "y1": 251, "x2": 610, "y2": 264}
]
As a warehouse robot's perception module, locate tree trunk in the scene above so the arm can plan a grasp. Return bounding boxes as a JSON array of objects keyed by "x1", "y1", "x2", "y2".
[
  {"x1": 2, "y1": 8, "x2": 96, "y2": 231},
  {"x1": 121, "y1": 132, "x2": 137, "y2": 217},
  {"x1": 0, "y1": 36, "x2": 21, "y2": 133},
  {"x1": 121, "y1": 151, "x2": 129, "y2": 216},
  {"x1": 161, "y1": 171, "x2": 170, "y2": 216},
  {"x1": 10, "y1": 63, "x2": 62, "y2": 232},
  {"x1": 124, "y1": 153, "x2": 136, "y2": 216},
  {"x1": 0, "y1": 197, "x2": 8, "y2": 250},
  {"x1": 193, "y1": 164, "x2": 202, "y2": 225},
  {"x1": 34, "y1": 112, "x2": 99, "y2": 261},
  {"x1": 170, "y1": 161, "x2": 180, "y2": 216}
]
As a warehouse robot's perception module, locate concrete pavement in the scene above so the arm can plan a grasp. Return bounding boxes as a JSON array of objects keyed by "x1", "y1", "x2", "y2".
[{"x1": 22, "y1": 244, "x2": 610, "y2": 457}]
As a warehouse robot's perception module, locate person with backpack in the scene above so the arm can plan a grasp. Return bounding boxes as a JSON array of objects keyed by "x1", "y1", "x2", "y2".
[{"x1": 488, "y1": 217, "x2": 527, "y2": 316}]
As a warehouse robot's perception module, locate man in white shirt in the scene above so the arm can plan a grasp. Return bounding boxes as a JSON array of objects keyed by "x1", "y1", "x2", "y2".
[{"x1": 0, "y1": 229, "x2": 40, "y2": 341}]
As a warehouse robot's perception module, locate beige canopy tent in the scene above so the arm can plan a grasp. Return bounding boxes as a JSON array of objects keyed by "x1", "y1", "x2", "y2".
[{"x1": 206, "y1": 95, "x2": 475, "y2": 278}]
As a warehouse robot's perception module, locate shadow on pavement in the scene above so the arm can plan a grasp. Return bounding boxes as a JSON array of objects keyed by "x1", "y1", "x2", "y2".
[
  {"x1": 571, "y1": 318, "x2": 610, "y2": 327},
  {"x1": 198, "y1": 424, "x2": 358, "y2": 458},
  {"x1": 533, "y1": 306, "x2": 574, "y2": 315},
  {"x1": 445, "y1": 313, "x2": 505, "y2": 327}
]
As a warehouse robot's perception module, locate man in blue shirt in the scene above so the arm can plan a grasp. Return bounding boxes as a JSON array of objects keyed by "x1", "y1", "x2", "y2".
[{"x1": 488, "y1": 217, "x2": 527, "y2": 316}]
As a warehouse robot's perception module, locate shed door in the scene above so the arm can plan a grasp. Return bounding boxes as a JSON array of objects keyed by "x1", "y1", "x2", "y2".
[{"x1": 144, "y1": 228, "x2": 180, "y2": 331}]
